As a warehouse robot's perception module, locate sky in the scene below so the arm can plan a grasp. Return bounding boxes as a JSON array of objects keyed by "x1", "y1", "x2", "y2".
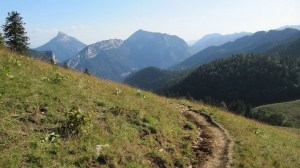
[{"x1": 0, "y1": 0, "x2": 299, "y2": 47}]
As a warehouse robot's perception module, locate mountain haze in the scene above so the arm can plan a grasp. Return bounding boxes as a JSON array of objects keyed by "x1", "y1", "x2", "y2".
[
  {"x1": 35, "y1": 32, "x2": 86, "y2": 63},
  {"x1": 123, "y1": 30, "x2": 191, "y2": 69},
  {"x1": 67, "y1": 30, "x2": 191, "y2": 81},
  {"x1": 173, "y1": 28, "x2": 300, "y2": 70},
  {"x1": 277, "y1": 25, "x2": 300, "y2": 30},
  {"x1": 191, "y1": 32, "x2": 251, "y2": 54}
]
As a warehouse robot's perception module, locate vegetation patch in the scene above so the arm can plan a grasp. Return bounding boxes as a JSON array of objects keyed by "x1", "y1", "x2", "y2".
[{"x1": 0, "y1": 48, "x2": 198, "y2": 167}]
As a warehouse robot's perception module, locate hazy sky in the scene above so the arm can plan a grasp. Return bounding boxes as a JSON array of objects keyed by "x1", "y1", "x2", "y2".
[{"x1": 0, "y1": 0, "x2": 299, "y2": 47}]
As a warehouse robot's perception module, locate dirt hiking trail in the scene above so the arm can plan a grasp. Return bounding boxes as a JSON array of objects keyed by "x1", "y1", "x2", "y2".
[{"x1": 178, "y1": 104, "x2": 233, "y2": 168}]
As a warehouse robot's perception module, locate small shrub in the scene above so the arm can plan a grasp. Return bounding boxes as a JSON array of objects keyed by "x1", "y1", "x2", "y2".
[
  {"x1": 25, "y1": 154, "x2": 42, "y2": 167},
  {"x1": 136, "y1": 90, "x2": 146, "y2": 99},
  {"x1": 63, "y1": 62, "x2": 68, "y2": 69},
  {"x1": 1, "y1": 65, "x2": 13, "y2": 78},
  {"x1": 109, "y1": 106, "x2": 126, "y2": 116},
  {"x1": 183, "y1": 121, "x2": 196, "y2": 130},
  {"x1": 63, "y1": 107, "x2": 89, "y2": 135},
  {"x1": 114, "y1": 88, "x2": 122, "y2": 95},
  {"x1": 94, "y1": 100, "x2": 106, "y2": 107},
  {"x1": 29, "y1": 141, "x2": 38, "y2": 149},
  {"x1": 253, "y1": 128, "x2": 263, "y2": 135},
  {"x1": 45, "y1": 132, "x2": 60, "y2": 143},
  {"x1": 52, "y1": 72, "x2": 69, "y2": 84},
  {"x1": 147, "y1": 151, "x2": 168, "y2": 168},
  {"x1": 84, "y1": 68, "x2": 90, "y2": 75},
  {"x1": 48, "y1": 144, "x2": 60, "y2": 155},
  {"x1": 0, "y1": 90, "x2": 4, "y2": 99},
  {"x1": 198, "y1": 107, "x2": 210, "y2": 113},
  {"x1": 8, "y1": 57, "x2": 22, "y2": 66}
]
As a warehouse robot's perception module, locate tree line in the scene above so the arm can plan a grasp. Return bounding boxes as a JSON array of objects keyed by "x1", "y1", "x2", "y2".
[{"x1": 165, "y1": 53, "x2": 300, "y2": 127}]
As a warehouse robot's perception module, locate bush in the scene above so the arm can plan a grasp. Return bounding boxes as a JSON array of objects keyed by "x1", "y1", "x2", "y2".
[
  {"x1": 52, "y1": 72, "x2": 69, "y2": 84},
  {"x1": 63, "y1": 107, "x2": 89, "y2": 135}
]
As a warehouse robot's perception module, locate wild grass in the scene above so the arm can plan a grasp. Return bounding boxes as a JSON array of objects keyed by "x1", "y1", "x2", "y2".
[
  {"x1": 253, "y1": 99, "x2": 300, "y2": 128},
  {"x1": 179, "y1": 99, "x2": 300, "y2": 168},
  {"x1": 0, "y1": 48, "x2": 198, "y2": 167},
  {"x1": 1, "y1": 48, "x2": 300, "y2": 167}
]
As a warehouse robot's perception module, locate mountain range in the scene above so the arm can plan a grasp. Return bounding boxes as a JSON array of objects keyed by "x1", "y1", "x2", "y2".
[
  {"x1": 173, "y1": 28, "x2": 300, "y2": 70},
  {"x1": 67, "y1": 39, "x2": 132, "y2": 81},
  {"x1": 190, "y1": 32, "x2": 251, "y2": 54},
  {"x1": 35, "y1": 32, "x2": 86, "y2": 63},
  {"x1": 2, "y1": 47, "x2": 300, "y2": 167},
  {"x1": 126, "y1": 28, "x2": 300, "y2": 91},
  {"x1": 66, "y1": 30, "x2": 191, "y2": 81},
  {"x1": 32, "y1": 27, "x2": 300, "y2": 83}
]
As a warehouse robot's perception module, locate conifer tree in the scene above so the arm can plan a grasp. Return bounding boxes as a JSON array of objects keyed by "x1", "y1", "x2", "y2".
[
  {"x1": 2, "y1": 11, "x2": 29, "y2": 53},
  {"x1": 84, "y1": 68, "x2": 91, "y2": 75},
  {"x1": 0, "y1": 32, "x2": 3, "y2": 47}
]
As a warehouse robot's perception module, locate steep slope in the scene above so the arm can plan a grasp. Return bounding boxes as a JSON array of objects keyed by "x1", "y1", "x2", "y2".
[
  {"x1": 191, "y1": 32, "x2": 251, "y2": 54},
  {"x1": 67, "y1": 30, "x2": 191, "y2": 81},
  {"x1": 35, "y1": 32, "x2": 86, "y2": 63},
  {"x1": 252, "y1": 99, "x2": 300, "y2": 128},
  {"x1": 166, "y1": 53, "x2": 300, "y2": 126},
  {"x1": 267, "y1": 36, "x2": 300, "y2": 56},
  {"x1": 0, "y1": 48, "x2": 300, "y2": 167},
  {"x1": 180, "y1": 99, "x2": 300, "y2": 168},
  {"x1": 66, "y1": 39, "x2": 131, "y2": 81},
  {"x1": 174, "y1": 28, "x2": 300, "y2": 70},
  {"x1": 0, "y1": 48, "x2": 198, "y2": 167}
]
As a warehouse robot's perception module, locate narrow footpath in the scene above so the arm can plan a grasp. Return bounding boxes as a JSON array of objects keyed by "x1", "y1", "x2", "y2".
[{"x1": 178, "y1": 105, "x2": 233, "y2": 168}]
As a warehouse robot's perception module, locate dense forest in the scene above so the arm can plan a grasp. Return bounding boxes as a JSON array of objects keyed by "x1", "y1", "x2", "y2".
[
  {"x1": 124, "y1": 67, "x2": 191, "y2": 91},
  {"x1": 165, "y1": 53, "x2": 300, "y2": 126}
]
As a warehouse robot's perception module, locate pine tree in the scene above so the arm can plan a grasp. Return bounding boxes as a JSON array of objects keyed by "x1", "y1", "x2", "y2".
[
  {"x1": 2, "y1": 11, "x2": 29, "y2": 53},
  {"x1": 0, "y1": 32, "x2": 3, "y2": 47},
  {"x1": 84, "y1": 68, "x2": 91, "y2": 75}
]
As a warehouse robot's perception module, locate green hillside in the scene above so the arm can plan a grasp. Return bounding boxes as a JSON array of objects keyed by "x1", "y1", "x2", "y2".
[
  {"x1": 0, "y1": 48, "x2": 199, "y2": 167},
  {"x1": 166, "y1": 53, "x2": 300, "y2": 127},
  {"x1": 180, "y1": 99, "x2": 300, "y2": 168},
  {"x1": 124, "y1": 67, "x2": 190, "y2": 91},
  {"x1": 253, "y1": 99, "x2": 300, "y2": 128},
  {"x1": 0, "y1": 48, "x2": 300, "y2": 167}
]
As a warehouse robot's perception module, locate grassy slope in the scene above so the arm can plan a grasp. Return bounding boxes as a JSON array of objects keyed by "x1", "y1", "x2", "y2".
[
  {"x1": 253, "y1": 99, "x2": 300, "y2": 127},
  {"x1": 0, "y1": 48, "x2": 199, "y2": 167},
  {"x1": 0, "y1": 48, "x2": 300, "y2": 167},
  {"x1": 180, "y1": 99, "x2": 300, "y2": 168}
]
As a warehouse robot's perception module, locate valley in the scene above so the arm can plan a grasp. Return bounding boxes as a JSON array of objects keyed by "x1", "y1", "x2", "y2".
[
  {"x1": 1, "y1": 48, "x2": 300, "y2": 167},
  {"x1": 1, "y1": 1, "x2": 300, "y2": 167}
]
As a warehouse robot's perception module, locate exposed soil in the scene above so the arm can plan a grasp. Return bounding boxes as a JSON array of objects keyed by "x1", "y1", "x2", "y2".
[{"x1": 179, "y1": 105, "x2": 233, "y2": 168}]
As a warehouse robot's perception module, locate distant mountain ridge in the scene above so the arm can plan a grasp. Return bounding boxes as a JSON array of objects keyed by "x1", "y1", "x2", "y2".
[
  {"x1": 35, "y1": 32, "x2": 86, "y2": 63},
  {"x1": 277, "y1": 25, "x2": 300, "y2": 30},
  {"x1": 66, "y1": 39, "x2": 131, "y2": 81},
  {"x1": 191, "y1": 32, "x2": 251, "y2": 54},
  {"x1": 67, "y1": 39, "x2": 124, "y2": 68},
  {"x1": 67, "y1": 30, "x2": 191, "y2": 81},
  {"x1": 173, "y1": 28, "x2": 300, "y2": 70},
  {"x1": 126, "y1": 28, "x2": 300, "y2": 92},
  {"x1": 123, "y1": 29, "x2": 191, "y2": 69}
]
